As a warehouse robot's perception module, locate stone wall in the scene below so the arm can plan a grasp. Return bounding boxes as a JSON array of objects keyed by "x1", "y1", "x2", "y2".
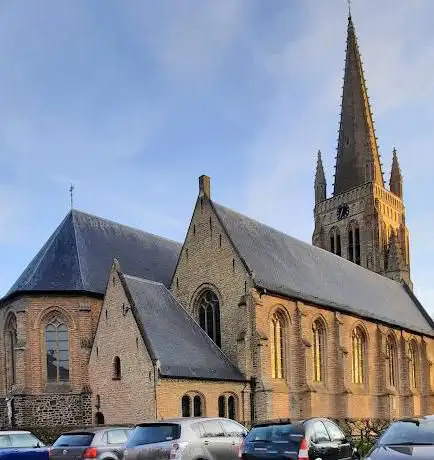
[{"x1": 0, "y1": 393, "x2": 92, "y2": 428}]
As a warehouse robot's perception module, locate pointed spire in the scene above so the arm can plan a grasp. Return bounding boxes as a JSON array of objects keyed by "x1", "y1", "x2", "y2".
[
  {"x1": 333, "y1": 15, "x2": 384, "y2": 195},
  {"x1": 315, "y1": 150, "x2": 327, "y2": 204},
  {"x1": 389, "y1": 147, "x2": 403, "y2": 198}
]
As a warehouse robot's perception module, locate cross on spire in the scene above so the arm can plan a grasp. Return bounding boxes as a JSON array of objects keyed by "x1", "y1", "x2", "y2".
[
  {"x1": 347, "y1": 0, "x2": 352, "y2": 17},
  {"x1": 69, "y1": 184, "x2": 74, "y2": 210}
]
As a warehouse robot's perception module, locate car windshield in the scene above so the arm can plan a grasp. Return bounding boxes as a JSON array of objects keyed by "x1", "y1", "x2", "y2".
[
  {"x1": 246, "y1": 424, "x2": 301, "y2": 443},
  {"x1": 53, "y1": 433, "x2": 95, "y2": 447},
  {"x1": 126, "y1": 424, "x2": 181, "y2": 447},
  {"x1": 380, "y1": 420, "x2": 434, "y2": 445}
]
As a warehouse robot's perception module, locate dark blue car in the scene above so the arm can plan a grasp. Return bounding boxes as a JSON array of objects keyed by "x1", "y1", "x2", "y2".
[{"x1": 0, "y1": 430, "x2": 48, "y2": 459}]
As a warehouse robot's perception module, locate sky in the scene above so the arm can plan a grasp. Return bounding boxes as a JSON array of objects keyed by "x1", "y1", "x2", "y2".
[{"x1": 1, "y1": 0, "x2": 434, "y2": 314}]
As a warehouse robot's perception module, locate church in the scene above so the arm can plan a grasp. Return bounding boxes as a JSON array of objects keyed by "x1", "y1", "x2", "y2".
[{"x1": 1, "y1": 14, "x2": 433, "y2": 429}]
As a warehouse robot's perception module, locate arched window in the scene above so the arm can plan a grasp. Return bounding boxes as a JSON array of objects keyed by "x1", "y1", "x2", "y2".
[
  {"x1": 329, "y1": 228, "x2": 341, "y2": 256},
  {"x1": 218, "y1": 395, "x2": 225, "y2": 417},
  {"x1": 217, "y1": 394, "x2": 237, "y2": 420},
  {"x1": 45, "y1": 317, "x2": 69, "y2": 382},
  {"x1": 312, "y1": 319, "x2": 326, "y2": 382},
  {"x1": 197, "y1": 289, "x2": 221, "y2": 347},
  {"x1": 5, "y1": 314, "x2": 17, "y2": 389},
  {"x1": 193, "y1": 395, "x2": 202, "y2": 416},
  {"x1": 352, "y1": 327, "x2": 366, "y2": 384},
  {"x1": 113, "y1": 356, "x2": 121, "y2": 380},
  {"x1": 386, "y1": 335, "x2": 398, "y2": 387},
  {"x1": 348, "y1": 222, "x2": 361, "y2": 265},
  {"x1": 182, "y1": 395, "x2": 191, "y2": 417},
  {"x1": 270, "y1": 311, "x2": 286, "y2": 379},
  {"x1": 409, "y1": 341, "x2": 418, "y2": 389},
  {"x1": 95, "y1": 412, "x2": 105, "y2": 425},
  {"x1": 181, "y1": 394, "x2": 204, "y2": 417}
]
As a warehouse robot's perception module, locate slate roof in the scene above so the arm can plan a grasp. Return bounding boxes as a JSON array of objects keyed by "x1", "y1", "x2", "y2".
[
  {"x1": 212, "y1": 202, "x2": 434, "y2": 337},
  {"x1": 6, "y1": 210, "x2": 181, "y2": 299},
  {"x1": 122, "y1": 274, "x2": 245, "y2": 381}
]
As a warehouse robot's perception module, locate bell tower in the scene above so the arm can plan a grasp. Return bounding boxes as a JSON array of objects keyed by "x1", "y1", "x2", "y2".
[{"x1": 312, "y1": 13, "x2": 412, "y2": 289}]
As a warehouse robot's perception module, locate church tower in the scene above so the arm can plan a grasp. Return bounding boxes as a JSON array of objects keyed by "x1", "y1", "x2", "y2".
[{"x1": 312, "y1": 13, "x2": 412, "y2": 289}]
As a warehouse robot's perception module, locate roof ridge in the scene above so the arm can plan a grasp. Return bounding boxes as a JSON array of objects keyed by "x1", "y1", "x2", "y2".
[
  {"x1": 123, "y1": 274, "x2": 164, "y2": 286},
  {"x1": 6, "y1": 213, "x2": 71, "y2": 295},
  {"x1": 212, "y1": 200, "x2": 414, "y2": 290},
  {"x1": 70, "y1": 211, "x2": 85, "y2": 291},
  {"x1": 71, "y1": 208, "x2": 182, "y2": 247}
]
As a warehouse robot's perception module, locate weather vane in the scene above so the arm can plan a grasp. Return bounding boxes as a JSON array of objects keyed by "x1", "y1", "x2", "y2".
[
  {"x1": 347, "y1": 0, "x2": 352, "y2": 16},
  {"x1": 69, "y1": 184, "x2": 74, "y2": 210}
]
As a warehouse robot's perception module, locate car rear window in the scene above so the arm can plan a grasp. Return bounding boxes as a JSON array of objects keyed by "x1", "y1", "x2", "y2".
[
  {"x1": 126, "y1": 424, "x2": 181, "y2": 447},
  {"x1": 246, "y1": 424, "x2": 303, "y2": 445},
  {"x1": 53, "y1": 433, "x2": 95, "y2": 447},
  {"x1": 380, "y1": 420, "x2": 434, "y2": 445}
]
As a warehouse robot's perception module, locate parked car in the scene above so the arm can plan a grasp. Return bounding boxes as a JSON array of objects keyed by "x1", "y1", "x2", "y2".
[
  {"x1": 365, "y1": 416, "x2": 434, "y2": 459},
  {"x1": 238, "y1": 418, "x2": 360, "y2": 460},
  {"x1": 123, "y1": 417, "x2": 248, "y2": 460},
  {"x1": 0, "y1": 430, "x2": 48, "y2": 459},
  {"x1": 49, "y1": 426, "x2": 133, "y2": 460}
]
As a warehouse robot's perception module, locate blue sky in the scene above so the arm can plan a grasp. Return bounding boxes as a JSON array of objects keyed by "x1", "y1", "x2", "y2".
[{"x1": 1, "y1": 0, "x2": 433, "y2": 314}]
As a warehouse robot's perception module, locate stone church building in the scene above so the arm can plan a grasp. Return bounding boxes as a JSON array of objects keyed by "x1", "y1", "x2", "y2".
[{"x1": 1, "y1": 15, "x2": 433, "y2": 428}]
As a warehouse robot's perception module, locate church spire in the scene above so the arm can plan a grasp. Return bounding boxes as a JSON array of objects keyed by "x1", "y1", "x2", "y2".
[
  {"x1": 315, "y1": 150, "x2": 327, "y2": 204},
  {"x1": 389, "y1": 148, "x2": 403, "y2": 198},
  {"x1": 333, "y1": 15, "x2": 384, "y2": 195}
]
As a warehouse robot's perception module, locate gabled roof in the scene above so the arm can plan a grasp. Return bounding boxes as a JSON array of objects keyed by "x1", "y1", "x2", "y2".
[
  {"x1": 122, "y1": 274, "x2": 245, "y2": 381},
  {"x1": 212, "y1": 202, "x2": 434, "y2": 336},
  {"x1": 5, "y1": 210, "x2": 181, "y2": 299}
]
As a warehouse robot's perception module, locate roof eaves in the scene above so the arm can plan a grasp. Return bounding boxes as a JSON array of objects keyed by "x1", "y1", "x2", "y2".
[
  {"x1": 159, "y1": 373, "x2": 248, "y2": 383},
  {"x1": 254, "y1": 282, "x2": 434, "y2": 338},
  {"x1": 401, "y1": 282, "x2": 434, "y2": 331}
]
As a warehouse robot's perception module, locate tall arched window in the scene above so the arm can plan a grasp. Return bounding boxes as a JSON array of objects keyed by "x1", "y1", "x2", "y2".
[
  {"x1": 348, "y1": 222, "x2": 361, "y2": 265},
  {"x1": 197, "y1": 290, "x2": 221, "y2": 347},
  {"x1": 217, "y1": 394, "x2": 237, "y2": 420},
  {"x1": 409, "y1": 341, "x2": 418, "y2": 389},
  {"x1": 5, "y1": 314, "x2": 17, "y2": 389},
  {"x1": 45, "y1": 317, "x2": 69, "y2": 382},
  {"x1": 270, "y1": 311, "x2": 286, "y2": 379},
  {"x1": 193, "y1": 395, "x2": 202, "y2": 416},
  {"x1": 113, "y1": 356, "x2": 121, "y2": 380},
  {"x1": 386, "y1": 335, "x2": 398, "y2": 387},
  {"x1": 329, "y1": 228, "x2": 341, "y2": 256},
  {"x1": 312, "y1": 319, "x2": 326, "y2": 382},
  {"x1": 352, "y1": 327, "x2": 366, "y2": 384}
]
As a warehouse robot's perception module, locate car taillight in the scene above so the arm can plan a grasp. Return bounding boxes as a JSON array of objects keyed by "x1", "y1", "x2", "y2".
[
  {"x1": 298, "y1": 437, "x2": 309, "y2": 460},
  {"x1": 82, "y1": 447, "x2": 97, "y2": 459},
  {"x1": 170, "y1": 441, "x2": 188, "y2": 459},
  {"x1": 238, "y1": 439, "x2": 245, "y2": 458}
]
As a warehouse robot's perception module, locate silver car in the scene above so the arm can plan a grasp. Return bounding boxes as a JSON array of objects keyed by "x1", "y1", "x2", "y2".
[
  {"x1": 123, "y1": 417, "x2": 248, "y2": 460},
  {"x1": 49, "y1": 426, "x2": 133, "y2": 460}
]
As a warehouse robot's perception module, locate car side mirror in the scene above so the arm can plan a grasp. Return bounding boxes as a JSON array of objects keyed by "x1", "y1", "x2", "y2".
[{"x1": 242, "y1": 431, "x2": 247, "y2": 438}]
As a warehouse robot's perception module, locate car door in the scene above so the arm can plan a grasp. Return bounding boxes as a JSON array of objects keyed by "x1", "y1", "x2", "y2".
[
  {"x1": 219, "y1": 419, "x2": 247, "y2": 460},
  {"x1": 200, "y1": 419, "x2": 231, "y2": 460},
  {"x1": 308, "y1": 420, "x2": 338, "y2": 460},
  {"x1": 323, "y1": 420, "x2": 352, "y2": 460}
]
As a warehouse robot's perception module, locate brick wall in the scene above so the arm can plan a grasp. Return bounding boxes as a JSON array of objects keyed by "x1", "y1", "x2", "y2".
[
  {"x1": 254, "y1": 292, "x2": 433, "y2": 420},
  {"x1": 157, "y1": 379, "x2": 250, "y2": 423},
  {"x1": 88, "y1": 265, "x2": 156, "y2": 425},
  {"x1": 0, "y1": 393, "x2": 91, "y2": 427},
  {"x1": 171, "y1": 196, "x2": 253, "y2": 373}
]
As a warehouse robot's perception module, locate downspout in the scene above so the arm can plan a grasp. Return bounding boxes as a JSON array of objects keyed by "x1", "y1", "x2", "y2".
[
  {"x1": 250, "y1": 377, "x2": 256, "y2": 426},
  {"x1": 153, "y1": 360, "x2": 160, "y2": 420}
]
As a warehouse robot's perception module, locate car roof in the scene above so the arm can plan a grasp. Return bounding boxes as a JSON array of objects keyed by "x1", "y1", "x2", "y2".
[
  {"x1": 61, "y1": 426, "x2": 133, "y2": 435},
  {"x1": 136, "y1": 417, "x2": 241, "y2": 426},
  {"x1": 0, "y1": 431, "x2": 31, "y2": 435}
]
